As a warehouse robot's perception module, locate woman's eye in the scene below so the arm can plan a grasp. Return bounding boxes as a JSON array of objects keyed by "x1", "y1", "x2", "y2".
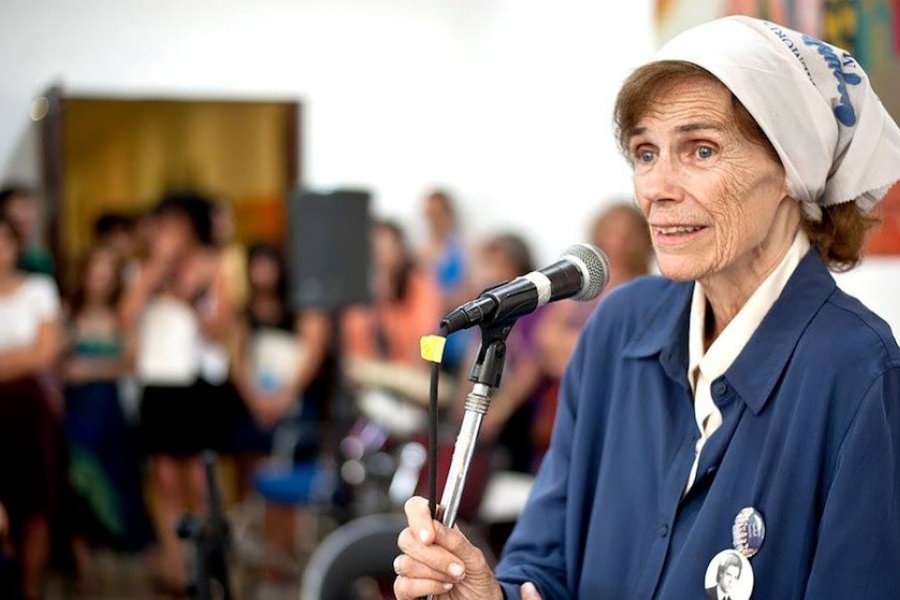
[
  {"x1": 636, "y1": 149, "x2": 655, "y2": 163},
  {"x1": 696, "y1": 145, "x2": 716, "y2": 159}
]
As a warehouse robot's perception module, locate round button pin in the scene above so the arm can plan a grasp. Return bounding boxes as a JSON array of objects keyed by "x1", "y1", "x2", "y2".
[
  {"x1": 732, "y1": 507, "x2": 766, "y2": 559},
  {"x1": 705, "y1": 549, "x2": 754, "y2": 600}
]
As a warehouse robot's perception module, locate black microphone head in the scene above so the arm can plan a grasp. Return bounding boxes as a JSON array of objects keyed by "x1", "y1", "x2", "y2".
[{"x1": 562, "y1": 243, "x2": 610, "y2": 301}]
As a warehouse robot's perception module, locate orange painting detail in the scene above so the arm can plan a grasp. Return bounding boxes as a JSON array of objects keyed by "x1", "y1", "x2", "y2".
[{"x1": 866, "y1": 183, "x2": 900, "y2": 255}]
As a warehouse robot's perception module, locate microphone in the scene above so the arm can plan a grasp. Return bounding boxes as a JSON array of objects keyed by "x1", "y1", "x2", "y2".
[{"x1": 440, "y1": 243, "x2": 610, "y2": 334}]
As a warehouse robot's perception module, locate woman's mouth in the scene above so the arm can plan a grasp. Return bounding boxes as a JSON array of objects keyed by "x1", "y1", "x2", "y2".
[{"x1": 652, "y1": 224, "x2": 708, "y2": 244}]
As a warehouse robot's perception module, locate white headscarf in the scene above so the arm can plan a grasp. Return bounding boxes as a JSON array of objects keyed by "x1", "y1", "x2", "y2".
[{"x1": 655, "y1": 16, "x2": 900, "y2": 221}]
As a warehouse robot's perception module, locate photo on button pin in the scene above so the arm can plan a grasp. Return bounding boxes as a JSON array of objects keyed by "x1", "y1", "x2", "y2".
[{"x1": 704, "y1": 549, "x2": 753, "y2": 600}]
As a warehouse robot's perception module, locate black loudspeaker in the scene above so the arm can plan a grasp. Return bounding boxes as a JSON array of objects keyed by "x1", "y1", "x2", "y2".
[{"x1": 288, "y1": 189, "x2": 372, "y2": 311}]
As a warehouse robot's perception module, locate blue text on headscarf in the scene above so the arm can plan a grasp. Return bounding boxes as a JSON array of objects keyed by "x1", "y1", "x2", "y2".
[{"x1": 802, "y1": 35, "x2": 861, "y2": 127}]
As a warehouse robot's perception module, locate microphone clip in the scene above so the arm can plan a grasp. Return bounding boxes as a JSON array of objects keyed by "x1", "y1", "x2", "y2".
[{"x1": 467, "y1": 319, "x2": 515, "y2": 389}]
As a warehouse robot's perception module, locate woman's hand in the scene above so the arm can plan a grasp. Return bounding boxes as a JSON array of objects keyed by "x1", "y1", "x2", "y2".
[
  {"x1": 395, "y1": 496, "x2": 545, "y2": 600},
  {"x1": 394, "y1": 497, "x2": 502, "y2": 600},
  {"x1": 63, "y1": 357, "x2": 90, "y2": 384},
  {"x1": 249, "y1": 387, "x2": 295, "y2": 428}
]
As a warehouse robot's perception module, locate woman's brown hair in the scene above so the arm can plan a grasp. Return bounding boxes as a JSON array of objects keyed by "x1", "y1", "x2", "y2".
[{"x1": 614, "y1": 60, "x2": 877, "y2": 271}]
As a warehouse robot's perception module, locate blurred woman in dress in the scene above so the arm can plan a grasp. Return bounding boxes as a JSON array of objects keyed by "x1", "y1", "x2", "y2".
[
  {"x1": 0, "y1": 215, "x2": 62, "y2": 599},
  {"x1": 344, "y1": 220, "x2": 441, "y2": 371},
  {"x1": 230, "y1": 242, "x2": 336, "y2": 574},
  {"x1": 533, "y1": 202, "x2": 653, "y2": 458},
  {"x1": 230, "y1": 242, "x2": 334, "y2": 497},
  {"x1": 461, "y1": 233, "x2": 553, "y2": 474},
  {"x1": 62, "y1": 245, "x2": 152, "y2": 592},
  {"x1": 419, "y1": 190, "x2": 470, "y2": 372}
]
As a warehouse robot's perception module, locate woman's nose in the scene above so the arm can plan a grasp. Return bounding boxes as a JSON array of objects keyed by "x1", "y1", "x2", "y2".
[{"x1": 635, "y1": 153, "x2": 685, "y2": 205}]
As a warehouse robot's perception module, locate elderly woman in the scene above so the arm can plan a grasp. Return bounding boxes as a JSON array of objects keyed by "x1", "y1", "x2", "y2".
[{"x1": 393, "y1": 16, "x2": 900, "y2": 600}]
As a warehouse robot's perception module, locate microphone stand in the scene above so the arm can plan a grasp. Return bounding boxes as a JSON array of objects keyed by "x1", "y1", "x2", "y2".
[
  {"x1": 426, "y1": 320, "x2": 513, "y2": 600},
  {"x1": 177, "y1": 451, "x2": 232, "y2": 600}
]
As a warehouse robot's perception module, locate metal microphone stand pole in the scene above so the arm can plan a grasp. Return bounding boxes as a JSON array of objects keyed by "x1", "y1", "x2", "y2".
[
  {"x1": 177, "y1": 451, "x2": 232, "y2": 600},
  {"x1": 425, "y1": 321, "x2": 513, "y2": 600}
]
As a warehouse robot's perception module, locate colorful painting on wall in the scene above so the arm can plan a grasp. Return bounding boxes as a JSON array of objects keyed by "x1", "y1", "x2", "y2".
[{"x1": 655, "y1": 0, "x2": 900, "y2": 117}]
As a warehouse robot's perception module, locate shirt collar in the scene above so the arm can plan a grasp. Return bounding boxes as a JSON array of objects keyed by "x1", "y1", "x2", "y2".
[
  {"x1": 623, "y1": 242, "x2": 835, "y2": 414},
  {"x1": 688, "y1": 232, "x2": 811, "y2": 390},
  {"x1": 623, "y1": 282, "x2": 692, "y2": 359}
]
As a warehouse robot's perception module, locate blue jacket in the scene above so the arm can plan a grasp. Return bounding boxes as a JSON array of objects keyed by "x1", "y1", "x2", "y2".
[{"x1": 496, "y1": 250, "x2": 900, "y2": 599}]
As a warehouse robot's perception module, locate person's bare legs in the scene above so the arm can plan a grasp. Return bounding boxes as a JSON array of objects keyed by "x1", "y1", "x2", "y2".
[
  {"x1": 186, "y1": 455, "x2": 207, "y2": 511},
  {"x1": 21, "y1": 515, "x2": 49, "y2": 600},
  {"x1": 71, "y1": 535, "x2": 96, "y2": 596},
  {"x1": 151, "y1": 455, "x2": 187, "y2": 591},
  {"x1": 262, "y1": 501, "x2": 300, "y2": 580},
  {"x1": 235, "y1": 453, "x2": 266, "y2": 503}
]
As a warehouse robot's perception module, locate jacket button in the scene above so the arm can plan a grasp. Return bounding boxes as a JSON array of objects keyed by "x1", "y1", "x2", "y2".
[
  {"x1": 713, "y1": 380, "x2": 728, "y2": 396},
  {"x1": 658, "y1": 523, "x2": 669, "y2": 538}
]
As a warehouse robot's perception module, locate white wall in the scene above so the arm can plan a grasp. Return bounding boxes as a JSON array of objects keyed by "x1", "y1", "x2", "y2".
[
  {"x1": 0, "y1": 0, "x2": 654, "y2": 262},
  {"x1": 834, "y1": 260, "x2": 900, "y2": 341}
]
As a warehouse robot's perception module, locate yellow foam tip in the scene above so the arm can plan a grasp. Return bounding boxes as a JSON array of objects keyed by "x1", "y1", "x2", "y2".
[{"x1": 420, "y1": 335, "x2": 447, "y2": 363}]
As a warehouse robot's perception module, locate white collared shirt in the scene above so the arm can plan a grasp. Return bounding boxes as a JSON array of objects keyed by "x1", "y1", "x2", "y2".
[{"x1": 684, "y1": 231, "x2": 810, "y2": 492}]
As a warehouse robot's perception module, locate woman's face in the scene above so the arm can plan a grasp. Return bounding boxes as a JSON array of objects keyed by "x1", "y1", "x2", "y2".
[
  {"x1": 153, "y1": 211, "x2": 194, "y2": 252},
  {"x1": 593, "y1": 209, "x2": 649, "y2": 272},
  {"x1": 249, "y1": 253, "x2": 281, "y2": 292},
  {"x1": 629, "y1": 77, "x2": 794, "y2": 283},
  {"x1": 373, "y1": 226, "x2": 405, "y2": 273},
  {"x1": 5, "y1": 194, "x2": 36, "y2": 239},
  {"x1": 475, "y1": 247, "x2": 518, "y2": 289},
  {"x1": 425, "y1": 196, "x2": 452, "y2": 236},
  {"x1": 85, "y1": 249, "x2": 119, "y2": 302}
]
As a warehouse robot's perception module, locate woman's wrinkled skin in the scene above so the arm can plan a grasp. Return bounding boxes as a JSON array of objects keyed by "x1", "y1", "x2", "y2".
[{"x1": 629, "y1": 76, "x2": 802, "y2": 338}]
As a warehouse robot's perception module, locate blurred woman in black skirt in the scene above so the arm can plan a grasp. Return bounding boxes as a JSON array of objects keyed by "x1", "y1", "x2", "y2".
[{"x1": 120, "y1": 192, "x2": 236, "y2": 592}]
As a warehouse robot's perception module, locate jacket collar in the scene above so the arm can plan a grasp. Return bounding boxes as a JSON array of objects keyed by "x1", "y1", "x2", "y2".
[{"x1": 623, "y1": 249, "x2": 836, "y2": 414}]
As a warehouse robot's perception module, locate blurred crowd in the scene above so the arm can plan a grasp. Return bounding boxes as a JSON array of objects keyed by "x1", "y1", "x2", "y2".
[{"x1": 0, "y1": 184, "x2": 653, "y2": 599}]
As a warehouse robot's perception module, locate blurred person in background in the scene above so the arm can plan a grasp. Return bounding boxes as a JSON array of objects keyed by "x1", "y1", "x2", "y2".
[
  {"x1": 0, "y1": 215, "x2": 62, "y2": 600},
  {"x1": 61, "y1": 245, "x2": 152, "y2": 593},
  {"x1": 93, "y1": 212, "x2": 144, "y2": 422},
  {"x1": 419, "y1": 189, "x2": 470, "y2": 371},
  {"x1": 230, "y1": 242, "x2": 336, "y2": 574},
  {"x1": 119, "y1": 191, "x2": 235, "y2": 592},
  {"x1": 0, "y1": 502, "x2": 22, "y2": 599},
  {"x1": 230, "y1": 242, "x2": 334, "y2": 497},
  {"x1": 420, "y1": 190, "x2": 468, "y2": 309},
  {"x1": 93, "y1": 212, "x2": 141, "y2": 284},
  {"x1": 93, "y1": 213, "x2": 135, "y2": 260},
  {"x1": 133, "y1": 211, "x2": 157, "y2": 262},
  {"x1": 0, "y1": 185, "x2": 54, "y2": 278},
  {"x1": 533, "y1": 202, "x2": 652, "y2": 458},
  {"x1": 458, "y1": 233, "x2": 554, "y2": 474},
  {"x1": 344, "y1": 220, "x2": 441, "y2": 368}
]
